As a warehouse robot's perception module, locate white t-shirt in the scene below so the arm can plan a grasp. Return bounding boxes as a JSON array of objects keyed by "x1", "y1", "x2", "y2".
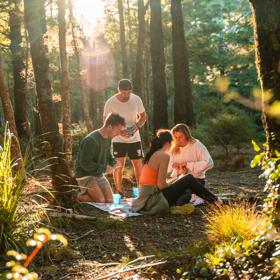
[
  {"x1": 169, "y1": 140, "x2": 214, "y2": 179},
  {"x1": 103, "y1": 93, "x2": 145, "y2": 143}
]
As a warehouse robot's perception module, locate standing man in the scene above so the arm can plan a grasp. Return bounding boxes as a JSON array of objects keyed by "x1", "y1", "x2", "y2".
[
  {"x1": 103, "y1": 79, "x2": 147, "y2": 195},
  {"x1": 75, "y1": 113, "x2": 125, "y2": 202}
]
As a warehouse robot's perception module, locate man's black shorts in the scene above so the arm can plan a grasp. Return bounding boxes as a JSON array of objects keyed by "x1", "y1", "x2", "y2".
[{"x1": 113, "y1": 142, "x2": 143, "y2": 160}]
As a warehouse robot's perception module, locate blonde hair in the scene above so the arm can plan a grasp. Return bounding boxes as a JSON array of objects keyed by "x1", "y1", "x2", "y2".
[{"x1": 171, "y1": 123, "x2": 195, "y2": 154}]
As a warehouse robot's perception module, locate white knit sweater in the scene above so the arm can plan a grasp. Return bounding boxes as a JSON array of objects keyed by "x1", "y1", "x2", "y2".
[{"x1": 169, "y1": 139, "x2": 213, "y2": 179}]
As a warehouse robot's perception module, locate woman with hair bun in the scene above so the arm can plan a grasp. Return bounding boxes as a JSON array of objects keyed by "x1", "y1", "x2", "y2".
[{"x1": 131, "y1": 129, "x2": 217, "y2": 215}]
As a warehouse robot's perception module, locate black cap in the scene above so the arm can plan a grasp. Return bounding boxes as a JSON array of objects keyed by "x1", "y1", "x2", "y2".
[{"x1": 118, "y1": 79, "x2": 132, "y2": 90}]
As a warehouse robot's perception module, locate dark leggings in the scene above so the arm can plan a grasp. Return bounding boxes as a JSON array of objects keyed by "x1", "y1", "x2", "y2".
[{"x1": 161, "y1": 174, "x2": 217, "y2": 206}]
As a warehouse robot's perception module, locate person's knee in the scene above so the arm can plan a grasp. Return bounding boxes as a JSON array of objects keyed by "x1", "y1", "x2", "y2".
[
  {"x1": 95, "y1": 197, "x2": 106, "y2": 203},
  {"x1": 115, "y1": 158, "x2": 125, "y2": 169}
]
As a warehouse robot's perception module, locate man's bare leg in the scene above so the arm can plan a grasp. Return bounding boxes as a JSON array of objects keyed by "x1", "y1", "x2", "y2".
[
  {"x1": 77, "y1": 185, "x2": 105, "y2": 203},
  {"x1": 103, "y1": 187, "x2": 113, "y2": 203},
  {"x1": 131, "y1": 159, "x2": 143, "y2": 186},
  {"x1": 113, "y1": 157, "x2": 126, "y2": 193}
]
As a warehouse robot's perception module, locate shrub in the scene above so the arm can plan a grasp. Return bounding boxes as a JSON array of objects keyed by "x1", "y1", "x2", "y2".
[
  {"x1": 205, "y1": 202, "x2": 267, "y2": 243},
  {"x1": 194, "y1": 106, "x2": 257, "y2": 156}
]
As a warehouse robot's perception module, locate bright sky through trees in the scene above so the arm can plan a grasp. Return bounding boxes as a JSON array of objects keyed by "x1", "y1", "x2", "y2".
[{"x1": 73, "y1": 0, "x2": 105, "y2": 35}]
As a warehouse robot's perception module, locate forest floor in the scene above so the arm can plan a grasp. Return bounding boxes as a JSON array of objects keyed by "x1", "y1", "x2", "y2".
[{"x1": 27, "y1": 155, "x2": 264, "y2": 280}]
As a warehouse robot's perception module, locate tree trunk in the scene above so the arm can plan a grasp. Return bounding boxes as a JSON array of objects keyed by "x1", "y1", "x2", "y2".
[
  {"x1": 249, "y1": 0, "x2": 280, "y2": 155},
  {"x1": 9, "y1": 0, "x2": 31, "y2": 142},
  {"x1": 171, "y1": 0, "x2": 194, "y2": 126},
  {"x1": 134, "y1": 0, "x2": 145, "y2": 99},
  {"x1": 249, "y1": 0, "x2": 280, "y2": 227},
  {"x1": 0, "y1": 48, "x2": 23, "y2": 170},
  {"x1": 118, "y1": 0, "x2": 129, "y2": 77},
  {"x1": 58, "y1": 0, "x2": 72, "y2": 165},
  {"x1": 68, "y1": 0, "x2": 93, "y2": 133},
  {"x1": 24, "y1": 0, "x2": 72, "y2": 204},
  {"x1": 150, "y1": 0, "x2": 168, "y2": 130}
]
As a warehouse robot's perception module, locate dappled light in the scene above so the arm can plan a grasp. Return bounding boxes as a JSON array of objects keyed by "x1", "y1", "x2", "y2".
[
  {"x1": 73, "y1": 0, "x2": 105, "y2": 35},
  {"x1": 81, "y1": 35, "x2": 115, "y2": 92}
]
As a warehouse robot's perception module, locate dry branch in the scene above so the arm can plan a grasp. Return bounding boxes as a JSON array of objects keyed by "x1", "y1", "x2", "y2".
[
  {"x1": 47, "y1": 211, "x2": 96, "y2": 221},
  {"x1": 95, "y1": 255, "x2": 167, "y2": 280}
]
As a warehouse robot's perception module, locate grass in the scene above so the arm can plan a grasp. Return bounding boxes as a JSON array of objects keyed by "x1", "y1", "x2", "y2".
[
  {"x1": 205, "y1": 201, "x2": 268, "y2": 244},
  {"x1": 0, "y1": 130, "x2": 26, "y2": 253}
]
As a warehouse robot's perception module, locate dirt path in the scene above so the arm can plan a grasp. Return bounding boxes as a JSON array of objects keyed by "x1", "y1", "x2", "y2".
[{"x1": 37, "y1": 166, "x2": 263, "y2": 280}]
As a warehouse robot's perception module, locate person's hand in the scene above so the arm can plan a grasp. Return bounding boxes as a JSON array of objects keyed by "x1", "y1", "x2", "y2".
[
  {"x1": 120, "y1": 129, "x2": 130, "y2": 138},
  {"x1": 131, "y1": 124, "x2": 139, "y2": 134},
  {"x1": 180, "y1": 163, "x2": 188, "y2": 174},
  {"x1": 180, "y1": 162, "x2": 188, "y2": 168},
  {"x1": 172, "y1": 162, "x2": 180, "y2": 169},
  {"x1": 105, "y1": 166, "x2": 114, "y2": 174},
  {"x1": 177, "y1": 164, "x2": 188, "y2": 175}
]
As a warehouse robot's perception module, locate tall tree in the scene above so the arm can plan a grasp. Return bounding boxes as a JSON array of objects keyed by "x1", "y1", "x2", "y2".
[
  {"x1": 0, "y1": 48, "x2": 23, "y2": 169},
  {"x1": 249, "y1": 0, "x2": 280, "y2": 225},
  {"x1": 9, "y1": 0, "x2": 31, "y2": 142},
  {"x1": 24, "y1": 0, "x2": 72, "y2": 204},
  {"x1": 118, "y1": 0, "x2": 129, "y2": 77},
  {"x1": 134, "y1": 0, "x2": 145, "y2": 99},
  {"x1": 171, "y1": 0, "x2": 194, "y2": 126},
  {"x1": 68, "y1": 0, "x2": 93, "y2": 133},
  {"x1": 57, "y1": 0, "x2": 72, "y2": 165},
  {"x1": 150, "y1": 0, "x2": 168, "y2": 130},
  {"x1": 249, "y1": 0, "x2": 280, "y2": 155}
]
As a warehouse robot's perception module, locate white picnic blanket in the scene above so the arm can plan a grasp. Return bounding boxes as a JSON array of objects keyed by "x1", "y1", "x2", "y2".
[{"x1": 85, "y1": 198, "x2": 142, "y2": 218}]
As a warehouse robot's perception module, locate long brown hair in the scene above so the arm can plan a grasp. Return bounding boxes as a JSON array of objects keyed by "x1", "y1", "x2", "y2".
[
  {"x1": 171, "y1": 123, "x2": 195, "y2": 154},
  {"x1": 144, "y1": 129, "x2": 173, "y2": 164}
]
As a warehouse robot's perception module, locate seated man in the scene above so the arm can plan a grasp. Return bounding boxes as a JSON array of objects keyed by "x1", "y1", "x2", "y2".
[
  {"x1": 169, "y1": 123, "x2": 214, "y2": 205},
  {"x1": 75, "y1": 113, "x2": 125, "y2": 202}
]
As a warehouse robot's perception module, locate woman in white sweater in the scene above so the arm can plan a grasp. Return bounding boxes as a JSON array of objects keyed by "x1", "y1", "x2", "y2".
[{"x1": 170, "y1": 123, "x2": 214, "y2": 205}]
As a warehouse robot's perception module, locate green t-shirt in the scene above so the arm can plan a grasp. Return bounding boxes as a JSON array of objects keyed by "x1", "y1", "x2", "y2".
[{"x1": 75, "y1": 130, "x2": 115, "y2": 178}]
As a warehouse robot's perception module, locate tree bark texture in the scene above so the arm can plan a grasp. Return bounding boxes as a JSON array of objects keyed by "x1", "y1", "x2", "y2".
[
  {"x1": 171, "y1": 0, "x2": 194, "y2": 126},
  {"x1": 249, "y1": 0, "x2": 280, "y2": 228},
  {"x1": 0, "y1": 48, "x2": 23, "y2": 170},
  {"x1": 24, "y1": 0, "x2": 72, "y2": 204},
  {"x1": 150, "y1": 0, "x2": 168, "y2": 130},
  {"x1": 249, "y1": 0, "x2": 280, "y2": 155},
  {"x1": 118, "y1": 0, "x2": 129, "y2": 77},
  {"x1": 58, "y1": 0, "x2": 72, "y2": 165},
  {"x1": 134, "y1": 0, "x2": 145, "y2": 99},
  {"x1": 9, "y1": 0, "x2": 31, "y2": 141}
]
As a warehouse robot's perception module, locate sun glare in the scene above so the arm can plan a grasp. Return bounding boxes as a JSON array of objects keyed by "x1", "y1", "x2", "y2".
[{"x1": 73, "y1": 0, "x2": 105, "y2": 34}]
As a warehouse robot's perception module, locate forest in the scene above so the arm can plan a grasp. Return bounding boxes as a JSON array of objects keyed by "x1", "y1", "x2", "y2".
[{"x1": 0, "y1": 0, "x2": 279, "y2": 279}]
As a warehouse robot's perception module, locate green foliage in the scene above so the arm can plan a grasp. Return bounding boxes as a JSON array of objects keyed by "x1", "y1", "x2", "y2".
[
  {"x1": 195, "y1": 106, "x2": 257, "y2": 155},
  {"x1": 203, "y1": 238, "x2": 280, "y2": 279},
  {"x1": 251, "y1": 142, "x2": 280, "y2": 227},
  {"x1": 0, "y1": 129, "x2": 26, "y2": 253},
  {"x1": 181, "y1": 145, "x2": 280, "y2": 279}
]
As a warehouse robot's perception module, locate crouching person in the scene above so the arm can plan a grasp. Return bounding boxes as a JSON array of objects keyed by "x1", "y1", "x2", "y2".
[{"x1": 75, "y1": 113, "x2": 125, "y2": 202}]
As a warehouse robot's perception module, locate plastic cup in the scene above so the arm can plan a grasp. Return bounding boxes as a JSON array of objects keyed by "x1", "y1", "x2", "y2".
[
  {"x1": 132, "y1": 187, "x2": 139, "y2": 198},
  {"x1": 113, "y1": 193, "x2": 121, "y2": 205}
]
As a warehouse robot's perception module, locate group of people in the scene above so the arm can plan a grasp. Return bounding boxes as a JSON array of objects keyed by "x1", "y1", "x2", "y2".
[{"x1": 75, "y1": 79, "x2": 218, "y2": 214}]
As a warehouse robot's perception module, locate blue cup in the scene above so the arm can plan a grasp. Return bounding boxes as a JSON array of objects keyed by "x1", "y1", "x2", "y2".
[
  {"x1": 113, "y1": 194, "x2": 121, "y2": 205},
  {"x1": 132, "y1": 187, "x2": 139, "y2": 198}
]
